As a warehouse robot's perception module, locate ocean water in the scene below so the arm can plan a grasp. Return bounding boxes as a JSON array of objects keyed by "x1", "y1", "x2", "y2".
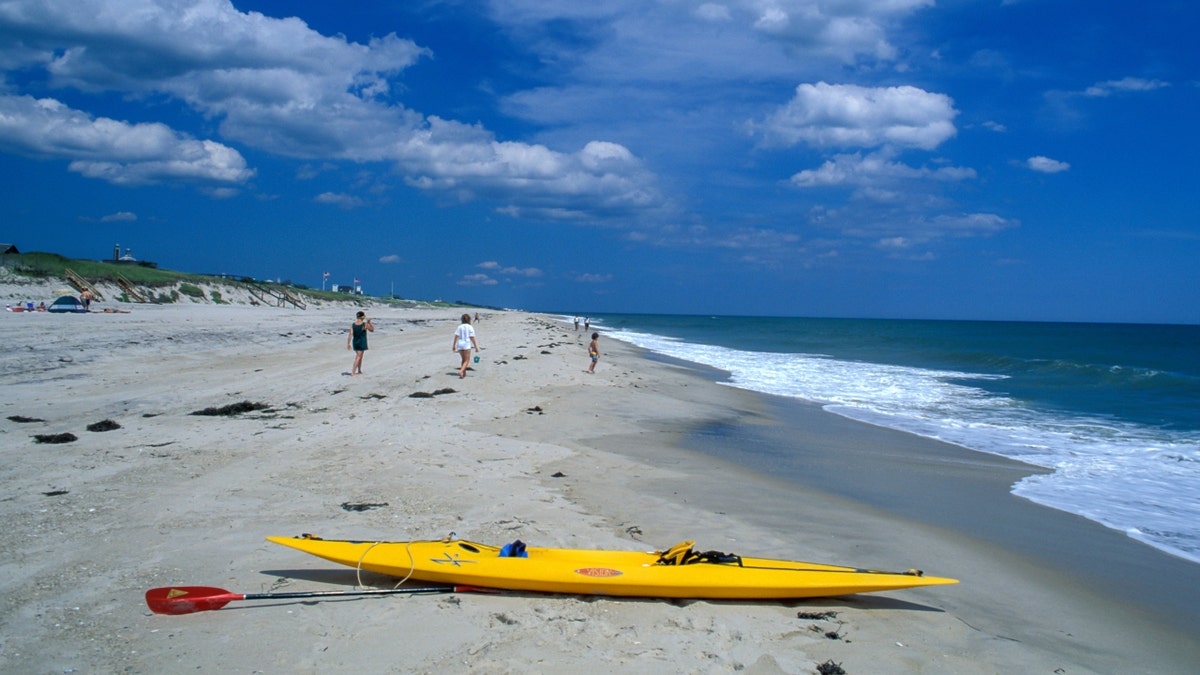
[{"x1": 585, "y1": 314, "x2": 1200, "y2": 565}]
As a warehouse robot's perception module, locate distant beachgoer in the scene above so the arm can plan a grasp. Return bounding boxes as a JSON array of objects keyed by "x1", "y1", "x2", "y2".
[
  {"x1": 37, "y1": 301, "x2": 46, "y2": 312},
  {"x1": 80, "y1": 289, "x2": 93, "y2": 311},
  {"x1": 584, "y1": 317, "x2": 591, "y2": 332},
  {"x1": 346, "y1": 311, "x2": 373, "y2": 375},
  {"x1": 25, "y1": 301, "x2": 34, "y2": 311},
  {"x1": 474, "y1": 312, "x2": 481, "y2": 323},
  {"x1": 452, "y1": 313, "x2": 479, "y2": 379},
  {"x1": 573, "y1": 316, "x2": 580, "y2": 331},
  {"x1": 586, "y1": 332, "x2": 600, "y2": 374}
]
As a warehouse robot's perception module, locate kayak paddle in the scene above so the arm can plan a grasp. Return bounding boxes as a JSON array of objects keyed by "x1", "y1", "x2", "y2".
[{"x1": 145, "y1": 584, "x2": 489, "y2": 615}]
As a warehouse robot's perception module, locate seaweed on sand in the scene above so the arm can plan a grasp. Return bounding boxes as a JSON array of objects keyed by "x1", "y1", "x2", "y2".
[
  {"x1": 190, "y1": 401, "x2": 271, "y2": 416},
  {"x1": 34, "y1": 432, "x2": 77, "y2": 444}
]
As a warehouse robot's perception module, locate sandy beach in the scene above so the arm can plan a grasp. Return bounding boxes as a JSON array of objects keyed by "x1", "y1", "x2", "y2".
[{"x1": 2, "y1": 298, "x2": 1198, "y2": 674}]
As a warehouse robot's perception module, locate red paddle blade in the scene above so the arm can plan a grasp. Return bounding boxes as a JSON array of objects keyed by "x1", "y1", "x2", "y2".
[{"x1": 145, "y1": 586, "x2": 243, "y2": 615}]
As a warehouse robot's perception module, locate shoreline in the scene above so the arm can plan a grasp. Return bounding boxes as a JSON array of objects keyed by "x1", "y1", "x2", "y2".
[
  {"x1": 489, "y1": 331, "x2": 1200, "y2": 670},
  {"x1": 2, "y1": 304, "x2": 1197, "y2": 672}
]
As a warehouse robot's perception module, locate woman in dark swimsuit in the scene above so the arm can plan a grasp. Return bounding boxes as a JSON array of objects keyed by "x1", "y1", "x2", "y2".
[{"x1": 347, "y1": 311, "x2": 373, "y2": 375}]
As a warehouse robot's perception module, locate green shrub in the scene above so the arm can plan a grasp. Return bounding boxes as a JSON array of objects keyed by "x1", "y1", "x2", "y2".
[
  {"x1": 178, "y1": 283, "x2": 203, "y2": 298},
  {"x1": 210, "y1": 290, "x2": 224, "y2": 304}
]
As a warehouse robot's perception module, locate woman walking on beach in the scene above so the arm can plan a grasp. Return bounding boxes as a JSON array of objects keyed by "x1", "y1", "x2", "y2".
[
  {"x1": 347, "y1": 311, "x2": 373, "y2": 375},
  {"x1": 453, "y1": 313, "x2": 479, "y2": 378}
]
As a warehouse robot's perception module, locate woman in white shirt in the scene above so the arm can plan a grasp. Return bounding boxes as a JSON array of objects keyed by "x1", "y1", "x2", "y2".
[{"x1": 452, "y1": 313, "x2": 479, "y2": 378}]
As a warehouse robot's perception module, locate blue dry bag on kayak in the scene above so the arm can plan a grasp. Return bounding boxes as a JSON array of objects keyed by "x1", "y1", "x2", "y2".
[{"x1": 499, "y1": 540, "x2": 528, "y2": 558}]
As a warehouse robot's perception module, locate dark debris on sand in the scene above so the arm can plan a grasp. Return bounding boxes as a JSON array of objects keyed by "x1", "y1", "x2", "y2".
[
  {"x1": 8, "y1": 415, "x2": 45, "y2": 423},
  {"x1": 797, "y1": 611, "x2": 839, "y2": 621},
  {"x1": 341, "y1": 502, "x2": 388, "y2": 512},
  {"x1": 408, "y1": 388, "x2": 457, "y2": 398},
  {"x1": 190, "y1": 400, "x2": 271, "y2": 416},
  {"x1": 816, "y1": 659, "x2": 847, "y2": 675},
  {"x1": 34, "y1": 432, "x2": 77, "y2": 444},
  {"x1": 86, "y1": 419, "x2": 122, "y2": 432}
]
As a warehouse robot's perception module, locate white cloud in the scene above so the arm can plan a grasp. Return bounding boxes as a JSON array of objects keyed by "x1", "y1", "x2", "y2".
[
  {"x1": 758, "y1": 82, "x2": 958, "y2": 150},
  {"x1": 100, "y1": 211, "x2": 137, "y2": 222},
  {"x1": 379, "y1": 254, "x2": 402, "y2": 264},
  {"x1": 0, "y1": 94, "x2": 253, "y2": 186},
  {"x1": 575, "y1": 272, "x2": 613, "y2": 283},
  {"x1": 744, "y1": 0, "x2": 933, "y2": 62},
  {"x1": 931, "y1": 212, "x2": 1016, "y2": 237},
  {"x1": 457, "y1": 273, "x2": 498, "y2": 286},
  {"x1": 477, "y1": 260, "x2": 542, "y2": 278},
  {"x1": 0, "y1": 0, "x2": 660, "y2": 220},
  {"x1": 791, "y1": 152, "x2": 975, "y2": 189},
  {"x1": 1027, "y1": 156, "x2": 1070, "y2": 173},
  {"x1": 314, "y1": 192, "x2": 365, "y2": 209},
  {"x1": 488, "y1": 0, "x2": 931, "y2": 68},
  {"x1": 1084, "y1": 77, "x2": 1170, "y2": 97}
]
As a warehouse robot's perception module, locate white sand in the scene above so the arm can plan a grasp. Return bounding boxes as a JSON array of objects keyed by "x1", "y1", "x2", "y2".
[{"x1": 2, "y1": 297, "x2": 1197, "y2": 673}]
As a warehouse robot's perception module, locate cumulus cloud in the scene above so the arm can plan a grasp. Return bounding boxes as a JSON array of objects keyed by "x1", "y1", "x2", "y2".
[
  {"x1": 0, "y1": 94, "x2": 253, "y2": 186},
  {"x1": 1027, "y1": 156, "x2": 1070, "y2": 173},
  {"x1": 740, "y1": 0, "x2": 934, "y2": 63},
  {"x1": 379, "y1": 254, "x2": 402, "y2": 264},
  {"x1": 758, "y1": 82, "x2": 958, "y2": 150},
  {"x1": 0, "y1": 0, "x2": 659, "y2": 220}
]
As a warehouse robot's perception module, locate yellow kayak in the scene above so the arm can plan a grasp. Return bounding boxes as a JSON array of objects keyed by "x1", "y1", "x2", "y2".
[{"x1": 267, "y1": 535, "x2": 958, "y2": 600}]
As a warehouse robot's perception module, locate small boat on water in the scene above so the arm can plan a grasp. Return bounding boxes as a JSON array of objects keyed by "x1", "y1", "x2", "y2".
[{"x1": 267, "y1": 535, "x2": 958, "y2": 600}]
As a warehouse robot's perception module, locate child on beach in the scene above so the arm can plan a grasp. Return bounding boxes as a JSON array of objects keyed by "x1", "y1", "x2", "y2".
[
  {"x1": 586, "y1": 332, "x2": 600, "y2": 374},
  {"x1": 347, "y1": 311, "x2": 373, "y2": 375},
  {"x1": 453, "y1": 313, "x2": 479, "y2": 378}
]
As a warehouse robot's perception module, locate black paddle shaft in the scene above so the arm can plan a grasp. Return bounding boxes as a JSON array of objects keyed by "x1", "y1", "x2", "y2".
[{"x1": 241, "y1": 586, "x2": 457, "y2": 601}]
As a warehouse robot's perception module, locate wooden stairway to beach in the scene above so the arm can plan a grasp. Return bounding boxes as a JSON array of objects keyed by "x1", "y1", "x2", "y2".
[
  {"x1": 116, "y1": 275, "x2": 148, "y2": 303},
  {"x1": 246, "y1": 283, "x2": 307, "y2": 310},
  {"x1": 63, "y1": 268, "x2": 104, "y2": 301}
]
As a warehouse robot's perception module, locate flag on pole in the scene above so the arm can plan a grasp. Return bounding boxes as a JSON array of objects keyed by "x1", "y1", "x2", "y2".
[
  {"x1": 354, "y1": 278, "x2": 360, "y2": 284},
  {"x1": 323, "y1": 271, "x2": 330, "y2": 278}
]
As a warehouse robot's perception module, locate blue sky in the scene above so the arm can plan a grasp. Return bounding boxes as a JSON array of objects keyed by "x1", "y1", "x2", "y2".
[{"x1": 1, "y1": 1, "x2": 1196, "y2": 323}]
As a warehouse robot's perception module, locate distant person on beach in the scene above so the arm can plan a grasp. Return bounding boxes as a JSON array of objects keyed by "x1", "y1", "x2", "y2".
[
  {"x1": 573, "y1": 316, "x2": 580, "y2": 331},
  {"x1": 453, "y1": 313, "x2": 479, "y2": 379},
  {"x1": 346, "y1": 311, "x2": 373, "y2": 375},
  {"x1": 80, "y1": 289, "x2": 93, "y2": 311},
  {"x1": 584, "y1": 317, "x2": 591, "y2": 332},
  {"x1": 586, "y1": 332, "x2": 600, "y2": 374}
]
